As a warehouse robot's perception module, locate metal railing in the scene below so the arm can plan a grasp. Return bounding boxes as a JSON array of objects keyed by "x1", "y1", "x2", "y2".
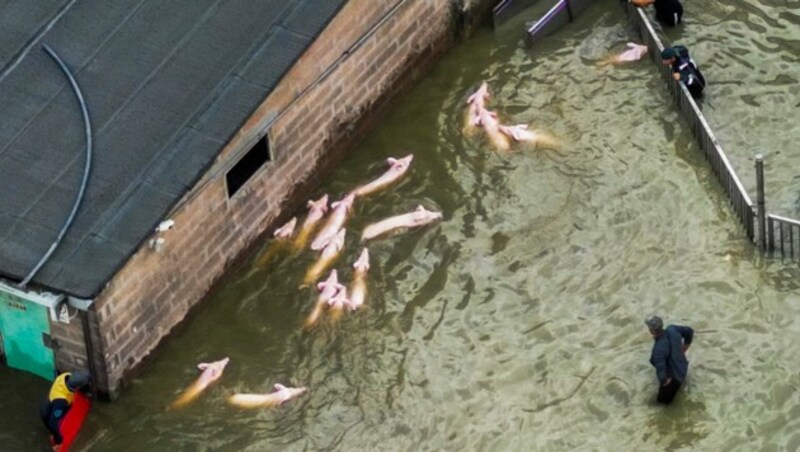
[
  {"x1": 756, "y1": 156, "x2": 800, "y2": 262},
  {"x1": 767, "y1": 215, "x2": 800, "y2": 260},
  {"x1": 623, "y1": 3, "x2": 760, "y2": 239},
  {"x1": 623, "y1": 2, "x2": 800, "y2": 264}
]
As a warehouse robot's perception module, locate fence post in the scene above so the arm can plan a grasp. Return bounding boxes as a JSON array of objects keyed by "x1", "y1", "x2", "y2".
[{"x1": 755, "y1": 154, "x2": 766, "y2": 252}]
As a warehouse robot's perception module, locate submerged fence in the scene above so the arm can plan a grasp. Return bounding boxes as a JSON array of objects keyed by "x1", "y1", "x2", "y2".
[{"x1": 622, "y1": 2, "x2": 799, "y2": 263}]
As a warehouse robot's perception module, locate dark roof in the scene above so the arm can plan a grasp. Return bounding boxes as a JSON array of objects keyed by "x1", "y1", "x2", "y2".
[{"x1": 0, "y1": 0, "x2": 347, "y2": 298}]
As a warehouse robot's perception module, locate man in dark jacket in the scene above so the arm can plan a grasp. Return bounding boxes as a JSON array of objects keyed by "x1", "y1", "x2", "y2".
[
  {"x1": 630, "y1": 0, "x2": 684, "y2": 27},
  {"x1": 661, "y1": 45, "x2": 706, "y2": 98},
  {"x1": 646, "y1": 316, "x2": 694, "y2": 404}
]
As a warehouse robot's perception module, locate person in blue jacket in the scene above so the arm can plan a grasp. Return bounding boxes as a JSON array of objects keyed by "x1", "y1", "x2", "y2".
[
  {"x1": 645, "y1": 316, "x2": 694, "y2": 404},
  {"x1": 661, "y1": 45, "x2": 706, "y2": 98}
]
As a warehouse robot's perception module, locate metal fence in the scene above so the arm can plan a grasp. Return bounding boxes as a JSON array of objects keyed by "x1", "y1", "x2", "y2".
[
  {"x1": 757, "y1": 156, "x2": 800, "y2": 262},
  {"x1": 767, "y1": 215, "x2": 800, "y2": 260},
  {"x1": 622, "y1": 2, "x2": 757, "y2": 242}
]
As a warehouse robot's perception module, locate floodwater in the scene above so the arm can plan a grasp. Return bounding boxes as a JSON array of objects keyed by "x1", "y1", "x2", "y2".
[{"x1": 3, "y1": 1, "x2": 799, "y2": 450}]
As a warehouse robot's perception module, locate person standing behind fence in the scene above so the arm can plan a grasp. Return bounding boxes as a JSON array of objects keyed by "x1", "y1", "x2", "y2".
[
  {"x1": 645, "y1": 316, "x2": 694, "y2": 405},
  {"x1": 661, "y1": 45, "x2": 706, "y2": 98},
  {"x1": 629, "y1": 0, "x2": 683, "y2": 27}
]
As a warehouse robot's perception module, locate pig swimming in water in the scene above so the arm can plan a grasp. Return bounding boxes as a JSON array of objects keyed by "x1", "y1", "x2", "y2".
[
  {"x1": 228, "y1": 384, "x2": 308, "y2": 409},
  {"x1": 465, "y1": 82, "x2": 490, "y2": 133},
  {"x1": 255, "y1": 217, "x2": 297, "y2": 267},
  {"x1": 311, "y1": 193, "x2": 354, "y2": 251},
  {"x1": 475, "y1": 107, "x2": 511, "y2": 152},
  {"x1": 498, "y1": 124, "x2": 561, "y2": 150},
  {"x1": 361, "y1": 205, "x2": 443, "y2": 242},
  {"x1": 348, "y1": 248, "x2": 370, "y2": 310},
  {"x1": 294, "y1": 194, "x2": 329, "y2": 249},
  {"x1": 327, "y1": 286, "x2": 350, "y2": 321},
  {"x1": 304, "y1": 228, "x2": 346, "y2": 285},
  {"x1": 273, "y1": 217, "x2": 297, "y2": 239},
  {"x1": 598, "y1": 42, "x2": 648, "y2": 66},
  {"x1": 305, "y1": 270, "x2": 344, "y2": 329},
  {"x1": 168, "y1": 357, "x2": 230, "y2": 410},
  {"x1": 351, "y1": 155, "x2": 414, "y2": 198}
]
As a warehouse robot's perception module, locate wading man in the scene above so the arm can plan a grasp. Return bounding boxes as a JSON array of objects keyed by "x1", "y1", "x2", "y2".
[
  {"x1": 630, "y1": 0, "x2": 684, "y2": 27},
  {"x1": 645, "y1": 316, "x2": 694, "y2": 405}
]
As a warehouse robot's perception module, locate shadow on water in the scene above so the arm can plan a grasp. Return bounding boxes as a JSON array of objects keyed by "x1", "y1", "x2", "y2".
[{"x1": 643, "y1": 393, "x2": 710, "y2": 449}]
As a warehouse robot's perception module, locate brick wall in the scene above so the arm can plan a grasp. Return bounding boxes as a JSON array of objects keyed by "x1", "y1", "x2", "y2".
[
  {"x1": 49, "y1": 304, "x2": 106, "y2": 388},
  {"x1": 59, "y1": 0, "x2": 465, "y2": 398},
  {"x1": 50, "y1": 313, "x2": 87, "y2": 371}
]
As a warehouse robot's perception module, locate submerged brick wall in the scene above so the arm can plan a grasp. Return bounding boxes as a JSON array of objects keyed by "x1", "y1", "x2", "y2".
[{"x1": 73, "y1": 0, "x2": 462, "y2": 398}]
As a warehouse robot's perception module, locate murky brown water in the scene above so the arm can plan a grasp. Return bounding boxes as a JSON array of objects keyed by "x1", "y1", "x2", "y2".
[{"x1": 2, "y1": 2, "x2": 799, "y2": 450}]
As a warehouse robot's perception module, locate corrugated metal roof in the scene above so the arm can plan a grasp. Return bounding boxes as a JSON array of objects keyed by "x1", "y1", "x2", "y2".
[{"x1": 0, "y1": 0, "x2": 348, "y2": 298}]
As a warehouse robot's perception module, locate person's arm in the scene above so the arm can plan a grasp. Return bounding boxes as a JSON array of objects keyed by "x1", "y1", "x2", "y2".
[
  {"x1": 78, "y1": 382, "x2": 93, "y2": 396},
  {"x1": 630, "y1": 0, "x2": 655, "y2": 6},
  {"x1": 675, "y1": 325, "x2": 694, "y2": 351},
  {"x1": 671, "y1": 61, "x2": 682, "y2": 80},
  {"x1": 652, "y1": 341, "x2": 670, "y2": 385}
]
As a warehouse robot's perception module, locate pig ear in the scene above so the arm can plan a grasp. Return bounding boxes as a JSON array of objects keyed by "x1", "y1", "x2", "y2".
[
  {"x1": 274, "y1": 383, "x2": 287, "y2": 391},
  {"x1": 416, "y1": 205, "x2": 425, "y2": 212},
  {"x1": 198, "y1": 363, "x2": 209, "y2": 370},
  {"x1": 331, "y1": 201, "x2": 340, "y2": 209},
  {"x1": 387, "y1": 157, "x2": 397, "y2": 165}
]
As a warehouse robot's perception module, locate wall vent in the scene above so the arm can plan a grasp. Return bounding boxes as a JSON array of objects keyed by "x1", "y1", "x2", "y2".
[{"x1": 225, "y1": 134, "x2": 272, "y2": 198}]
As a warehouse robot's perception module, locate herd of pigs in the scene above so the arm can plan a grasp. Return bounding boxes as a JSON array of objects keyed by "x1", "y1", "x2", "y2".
[
  {"x1": 464, "y1": 42, "x2": 648, "y2": 152},
  {"x1": 167, "y1": 43, "x2": 649, "y2": 411},
  {"x1": 169, "y1": 154, "x2": 443, "y2": 410}
]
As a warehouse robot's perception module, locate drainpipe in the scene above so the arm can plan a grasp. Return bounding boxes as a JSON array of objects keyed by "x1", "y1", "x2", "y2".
[{"x1": 79, "y1": 308, "x2": 100, "y2": 399}]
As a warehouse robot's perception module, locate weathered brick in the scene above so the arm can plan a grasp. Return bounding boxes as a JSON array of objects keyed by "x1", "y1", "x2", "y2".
[{"x1": 78, "y1": 0, "x2": 458, "y2": 398}]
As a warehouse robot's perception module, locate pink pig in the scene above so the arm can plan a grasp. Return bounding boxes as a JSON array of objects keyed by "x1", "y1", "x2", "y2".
[
  {"x1": 305, "y1": 270, "x2": 345, "y2": 328},
  {"x1": 168, "y1": 357, "x2": 230, "y2": 410},
  {"x1": 475, "y1": 107, "x2": 511, "y2": 152},
  {"x1": 348, "y1": 248, "x2": 370, "y2": 310},
  {"x1": 351, "y1": 155, "x2": 414, "y2": 198},
  {"x1": 614, "y1": 42, "x2": 648, "y2": 63},
  {"x1": 228, "y1": 383, "x2": 308, "y2": 409},
  {"x1": 294, "y1": 194, "x2": 329, "y2": 249},
  {"x1": 304, "y1": 228, "x2": 346, "y2": 284},
  {"x1": 311, "y1": 193, "x2": 355, "y2": 251},
  {"x1": 273, "y1": 217, "x2": 297, "y2": 240},
  {"x1": 361, "y1": 205, "x2": 443, "y2": 242}
]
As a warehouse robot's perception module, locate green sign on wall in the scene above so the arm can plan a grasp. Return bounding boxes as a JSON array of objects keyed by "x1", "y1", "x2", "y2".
[{"x1": 0, "y1": 291, "x2": 56, "y2": 380}]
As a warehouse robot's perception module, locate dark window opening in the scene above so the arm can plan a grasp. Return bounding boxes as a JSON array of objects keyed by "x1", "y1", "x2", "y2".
[{"x1": 226, "y1": 135, "x2": 272, "y2": 197}]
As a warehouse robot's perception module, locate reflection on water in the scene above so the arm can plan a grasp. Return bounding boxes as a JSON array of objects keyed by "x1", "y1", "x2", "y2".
[{"x1": 2, "y1": 1, "x2": 799, "y2": 450}]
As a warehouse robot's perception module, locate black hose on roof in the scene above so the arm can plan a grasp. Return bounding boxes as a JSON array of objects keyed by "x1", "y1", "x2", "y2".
[{"x1": 20, "y1": 44, "x2": 93, "y2": 289}]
